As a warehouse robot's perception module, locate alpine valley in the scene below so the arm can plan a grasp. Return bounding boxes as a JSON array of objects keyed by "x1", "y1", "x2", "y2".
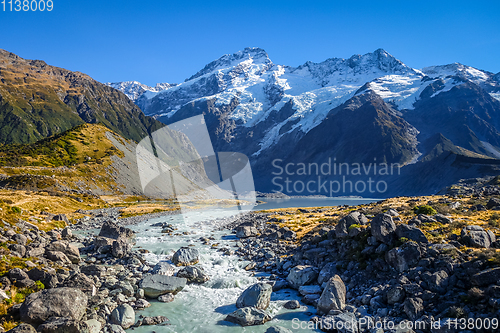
[{"x1": 108, "y1": 48, "x2": 500, "y2": 197}]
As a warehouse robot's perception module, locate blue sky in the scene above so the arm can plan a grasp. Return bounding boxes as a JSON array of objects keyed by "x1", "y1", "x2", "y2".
[{"x1": 1, "y1": 0, "x2": 499, "y2": 86}]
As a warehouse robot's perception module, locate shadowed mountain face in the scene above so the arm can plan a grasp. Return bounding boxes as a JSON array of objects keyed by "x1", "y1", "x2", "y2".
[{"x1": 0, "y1": 49, "x2": 165, "y2": 144}]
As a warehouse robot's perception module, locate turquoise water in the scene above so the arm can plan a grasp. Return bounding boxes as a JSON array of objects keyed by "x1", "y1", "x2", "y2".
[{"x1": 125, "y1": 198, "x2": 379, "y2": 332}]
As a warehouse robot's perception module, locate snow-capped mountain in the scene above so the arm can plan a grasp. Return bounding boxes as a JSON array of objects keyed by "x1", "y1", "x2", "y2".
[
  {"x1": 105, "y1": 81, "x2": 176, "y2": 101},
  {"x1": 110, "y1": 48, "x2": 500, "y2": 196}
]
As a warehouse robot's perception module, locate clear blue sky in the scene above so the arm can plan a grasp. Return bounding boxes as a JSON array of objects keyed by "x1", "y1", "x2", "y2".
[{"x1": 1, "y1": 0, "x2": 499, "y2": 86}]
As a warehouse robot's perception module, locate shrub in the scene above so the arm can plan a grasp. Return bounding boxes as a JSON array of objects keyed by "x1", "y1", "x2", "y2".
[
  {"x1": 10, "y1": 206, "x2": 21, "y2": 214},
  {"x1": 413, "y1": 205, "x2": 437, "y2": 215}
]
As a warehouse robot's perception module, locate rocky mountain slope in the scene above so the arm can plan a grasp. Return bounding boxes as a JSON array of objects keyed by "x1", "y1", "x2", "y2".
[
  {"x1": 0, "y1": 49, "x2": 165, "y2": 144},
  {"x1": 113, "y1": 48, "x2": 500, "y2": 197}
]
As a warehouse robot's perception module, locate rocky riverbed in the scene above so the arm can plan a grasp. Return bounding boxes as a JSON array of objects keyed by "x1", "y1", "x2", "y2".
[{"x1": 2, "y1": 192, "x2": 500, "y2": 333}]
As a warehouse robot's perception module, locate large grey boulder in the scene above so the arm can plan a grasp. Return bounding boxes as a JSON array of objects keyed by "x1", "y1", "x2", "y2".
[
  {"x1": 386, "y1": 286, "x2": 405, "y2": 304},
  {"x1": 335, "y1": 211, "x2": 368, "y2": 237},
  {"x1": 84, "y1": 319, "x2": 101, "y2": 333},
  {"x1": 99, "y1": 221, "x2": 135, "y2": 241},
  {"x1": 286, "y1": 265, "x2": 318, "y2": 289},
  {"x1": 396, "y1": 224, "x2": 428, "y2": 244},
  {"x1": 225, "y1": 307, "x2": 271, "y2": 326},
  {"x1": 404, "y1": 297, "x2": 424, "y2": 321},
  {"x1": 61, "y1": 273, "x2": 96, "y2": 297},
  {"x1": 487, "y1": 197, "x2": 500, "y2": 209},
  {"x1": 177, "y1": 266, "x2": 209, "y2": 284},
  {"x1": 37, "y1": 317, "x2": 90, "y2": 333},
  {"x1": 317, "y1": 275, "x2": 346, "y2": 314},
  {"x1": 386, "y1": 242, "x2": 421, "y2": 272},
  {"x1": 371, "y1": 213, "x2": 396, "y2": 244},
  {"x1": 110, "y1": 304, "x2": 135, "y2": 329},
  {"x1": 151, "y1": 261, "x2": 175, "y2": 276},
  {"x1": 236, "y1": 283, "x2": 272, "y2": 310},
  {"x1": 111, "y1": 239, "x2": 132, "y2": 258},
  {"x1": 236, "y1": 226, "x2": 259, "y2": 238},
  {"x1": 471, "y1": 267, "x2": 500, "y2": 286},
  {"x1": 172, "y1": 247, "x2": 200, "y2": 266},
  {"x1": 45, "y1": 241, "x2": 80, "y2": 264},
  {"x1": 20, "y1": 288, "x2": 87, "y2": 326},
  {"x1": 139, "y1": 275, "x2": 186, "y2": 298},
  {"x1": 6, "y1": 324, "x2": 37, "y2": 333},
  {"x1": 461, "y1": 225, "x2": 496, "y2": 248},
  {"x1": 422, "y1": 270, "x2": 449, "y2": 294}
]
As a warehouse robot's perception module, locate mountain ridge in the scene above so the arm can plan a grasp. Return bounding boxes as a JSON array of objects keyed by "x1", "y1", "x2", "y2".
[{"x1": 103, "y1": 48, "x2": 500, "y2": 196}]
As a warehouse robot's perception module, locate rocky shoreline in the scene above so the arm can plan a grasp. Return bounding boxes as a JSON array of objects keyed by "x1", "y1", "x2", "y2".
[{"x1": 215, "y1": 195, "x2": 500, "y2": 332}]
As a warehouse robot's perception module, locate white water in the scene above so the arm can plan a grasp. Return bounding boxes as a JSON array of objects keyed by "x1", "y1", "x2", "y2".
[{"x1": 127, "y1": 209, "x2": 321, "y2": 333}]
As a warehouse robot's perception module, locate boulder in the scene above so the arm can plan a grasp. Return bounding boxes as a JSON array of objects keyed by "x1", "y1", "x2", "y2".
[
  {"x1": 177, "y1": 266, "x2": 209, "y2": 284},
  {"x1": 386, "y1": 242, "x2": 421, "y2": 272},
  {"x1": 283, "y1": 300, "x2": 300, "y2": 309},
  {"x1": 52, "y1": 214, "x2": 69, "y2": 224},
  {"x1": 9, "y1": 244, "x2": 26, "y2": 257},
  {"x1": 9, "y1": 268, "x2": 29, "y2": 281},
  {"x1": 45, "y1": 241, "x2": 80, "y2": 264},
  {"x1": 5, "y1": 324, "x2": 37, "y2": 333},
  {"x1": 236, "y1": 283, "x2": 272, "y2": 310},
  {"x1": 224, "y1": 307, "x2": 271, "y2": 326},
  {"x1": 61, "y1": 273, "x2": 96, "y2": 296},
  {"x1": 20, "y1": 288, "x2": 87, "y2": 326},
  {"x1": 110, "y1": 304, "x2": 135, "y2": 329},
  {"x1": 422, "y1": 270, "x2": 449, "y2": 294},
  {"x1": 461, "y1": 225, "x2": 495, "y2": 248},
  {"x1": 434, "y1": 214, "x2": 452, "y2": 224},
  {"x1": 471, "y1": 267, "x2": 500, "y2": 286},
  {"x1": 157, "y1": 293, "x2": 175, "y2": 303},
  {"x1": 37, "y1": 317, "x2": 90, "y2": 333},
  {"x1": 236, "y1": 226, "x2": 259, "y2": 238},
  {"x1": 84, "y1": 319, "x2": 101, "y2": 333},
  {"x1": 317, "y1": 262, "x2": 339, "y2": 286},
  {"x1": 99, "y1": 221, "x2": 135, "y2": 241},
  {"x1": 335, "y1": 211, "x2": 368, "y2": 237},
  {"x1": 139, "y1": 275, "x2": 186, "y2": 298},
  {"x1": 12, "y1": 234, "x2": 27, "y2": 246},
  {"x1": 111, "y1": 239, "x2": 132, "y2": 259},
  {"x1": 61, "y1": 228, "x2": 72, "y2": 239},
  {"x1": 27, "y1": 268, "x2": 58, "y2": 289},
  {"x1": 370, "y1": 213, "x2": 396, "y2": 244},
  {"x1": 317, "y1": 275, "x2": 346, "y2": 314},
  {"x1": 46, "y1": 251, "x2": 71, "y2": 264},
  {"x1": 134, "y1": 299, "x2": 151, "y2": 310},
  {"x1": 286, "y1": 265, "x2": 318, "y2": 289},
  {"x1": 151, "y1": 261, "x2": 175, "y2": 276},
  {"x1": 396, "y1": 224, "x2": 428, "y2": 244},
  {"x1": 403, "y1": 297, "x2": 423, "y2": 321},
  {"x1": 139, "y1": 316, "x2": 169, "y2": 326},
  {"x1": 487, "y1": 197, "x2": 500, "y2": 209},
  {"x1": 386, "y1": 286, "x2": 405, "y2": 304},
  {"x1": 266, "y1": 326, "x2": 293, "y2": 333},
  {"x1": 172, "y1": 247, "x2": 200, "y2": 266}
]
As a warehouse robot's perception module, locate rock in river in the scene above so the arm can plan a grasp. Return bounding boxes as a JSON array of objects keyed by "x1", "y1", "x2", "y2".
[{"x1": 139, "y1": 275, "x2": 187, "y2": 298}]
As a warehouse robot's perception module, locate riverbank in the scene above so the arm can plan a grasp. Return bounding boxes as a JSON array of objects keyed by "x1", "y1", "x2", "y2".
[{"x1": 2, "y1": 187, "x2": 500, "y2": 332}]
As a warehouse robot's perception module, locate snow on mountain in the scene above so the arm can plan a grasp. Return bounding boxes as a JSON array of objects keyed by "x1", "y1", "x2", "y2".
[
  {"x1": 141, "y1": 48, "x2": 433, "y2": 153},
  {"x1": 105, "y1": 81, "x2": 176, "y2": 101},
  {"x1": 109, "y1": 48, "x2": 500, "y2": 156}
]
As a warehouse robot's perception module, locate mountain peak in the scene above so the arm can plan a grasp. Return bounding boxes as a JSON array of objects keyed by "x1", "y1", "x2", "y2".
[{"x1": 186, "y1": 47, "x2": 272, "y2": 82}]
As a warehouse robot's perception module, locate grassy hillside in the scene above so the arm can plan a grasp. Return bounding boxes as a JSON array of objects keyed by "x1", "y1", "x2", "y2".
[{"x1": 0, "y1": 49, "x2": 163, "y2": 144}]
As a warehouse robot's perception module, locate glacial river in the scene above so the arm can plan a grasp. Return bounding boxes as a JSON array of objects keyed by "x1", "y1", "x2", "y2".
[{"x1": 126, "y1": 198, "x2": 379, "y2": 333}]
